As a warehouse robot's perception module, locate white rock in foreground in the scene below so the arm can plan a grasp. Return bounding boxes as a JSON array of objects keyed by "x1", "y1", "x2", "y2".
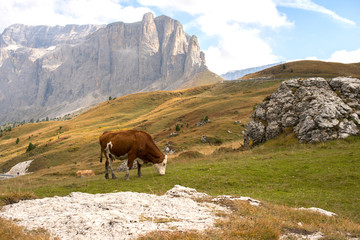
[
  {"x1": 0, "y1": 186, "x2": 228, "y2": 240},
  {"x1": 213, "y1": 195, "x2": 261, "y2": 206},
  {"x1": 297, "y1": 207, "x2": 337, "y2": 217},
  {"x1": 165, "y1": 184, "x2": 210, "y2": 199}
]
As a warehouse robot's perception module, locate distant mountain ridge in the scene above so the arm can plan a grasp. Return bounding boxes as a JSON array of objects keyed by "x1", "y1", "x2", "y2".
[
  {"x1": 220, "y1": 62, "x2": 283, "y2": 80},
  {"x1": 0, "y1": 24, "x2": 104, "y2": 48},
  {"x1": 0, "y1": 13, "x2": 210, "y2": 125}
]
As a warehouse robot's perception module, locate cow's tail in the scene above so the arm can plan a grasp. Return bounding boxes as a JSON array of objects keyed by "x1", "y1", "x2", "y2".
[{"x1": 100, "y1": 148, "x2": 103, "y2": 163}]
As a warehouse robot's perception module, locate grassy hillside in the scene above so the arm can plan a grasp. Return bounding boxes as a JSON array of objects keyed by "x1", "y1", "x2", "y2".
[
  {"x1": 1, "y1": 79, "x2": 359, "y2": 239},
  {"x1": 179, "y1": 69, "x2": 223, "y2": 89},
  {"x1": 0, "y1": 79, "x2": 278, "y2": 172},
  {"x1": 242, "y1": 60, "x2": 360, "y2": 79}
]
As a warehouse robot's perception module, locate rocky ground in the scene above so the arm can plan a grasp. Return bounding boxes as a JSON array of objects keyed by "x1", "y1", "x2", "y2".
[{"x1": 0, "y1": 185, "x2": 229, "y2": 240}]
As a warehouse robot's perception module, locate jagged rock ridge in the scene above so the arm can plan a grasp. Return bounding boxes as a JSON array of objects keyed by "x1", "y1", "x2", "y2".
[
  {"x1": 0, "y1": 13, "x2": 207, "y2": 124},
  {"x1": 244, "y1": 77, "x2": 360, "y2": 146}
]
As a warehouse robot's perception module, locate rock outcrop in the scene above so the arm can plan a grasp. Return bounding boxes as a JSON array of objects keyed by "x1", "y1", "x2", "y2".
[
  {"x1": 0, "y1": 13, "x2": 207, "y2": 125},
  {"x1": 244, "y1": 77, "x2": 360, "y2": 146}
]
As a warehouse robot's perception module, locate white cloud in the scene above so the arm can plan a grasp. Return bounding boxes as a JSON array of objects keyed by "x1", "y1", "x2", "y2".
[
  {"x1": 327, "y1": 48, "x2": 360, "y2": 63},
  {"x1": 276, "y1": 0, "x2": 356, "y2": 26},
  {"x1": 139, "y1": 0, "x2": 292, "y2": 74},
  {"x1": 304, "y1": 56, "x2": 319, "y2": 61},
  {"x1": 204, "y1": 27, "x2": 279, "y2": 74},
  {"x1": 0, "y1": 0, "x2": 152, "y2": 32},
  {"x1": 139, "y1": 0, "x2": 292, "y2": 28}
]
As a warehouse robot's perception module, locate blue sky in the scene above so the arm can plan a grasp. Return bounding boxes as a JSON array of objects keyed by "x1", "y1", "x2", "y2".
[{"x1": 0, "y1": 0, "x2": 359, "y2": 75}]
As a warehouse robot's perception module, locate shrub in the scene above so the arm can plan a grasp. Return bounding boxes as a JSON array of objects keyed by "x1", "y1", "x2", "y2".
[
  {"x1": 26, "y1": 142, "x2": 36, "y2": 152},
  {"x1": 16, "y1": 138, "x2": 19, "y2": 144}
]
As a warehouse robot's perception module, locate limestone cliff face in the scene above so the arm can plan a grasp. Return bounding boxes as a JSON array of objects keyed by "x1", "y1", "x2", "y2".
[
  {"x1": 0, "y1": 13, "x2": 207, "y2": 124},
  {"x1": 0, "y1": 24, "x2": 103, "y2": 49},
  {"x1": 244, "y1": 77, "x2": 360, "y2": 146}
]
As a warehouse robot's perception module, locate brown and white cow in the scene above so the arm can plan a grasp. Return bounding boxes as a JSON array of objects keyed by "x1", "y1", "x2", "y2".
[{"x1": 99, "y1": 130, "x2": 167, "y2": 180}]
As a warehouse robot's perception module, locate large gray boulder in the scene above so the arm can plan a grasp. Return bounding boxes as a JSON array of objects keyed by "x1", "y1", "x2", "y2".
[
  {"x1": 0, "y1": 13, "x2": 207, "y2": 125},
  {"x1": 244, "y1": 77, "x2": 360, "y2": 146}
]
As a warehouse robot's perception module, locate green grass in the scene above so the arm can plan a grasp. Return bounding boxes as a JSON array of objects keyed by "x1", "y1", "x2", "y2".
[{"x1": 2, "y1": 135, "x2": 359, "y2": 223}]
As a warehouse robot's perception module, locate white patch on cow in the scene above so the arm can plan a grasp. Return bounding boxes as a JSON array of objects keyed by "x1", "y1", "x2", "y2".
[
  {"x1": 137, "y1": 159, "x2": 144, "y2": 165},
  {"x1": 153, "y1": 155, "x2": 167, "y2": 175},
  {"x1": 105, "y1": 141, "x2": 113, "y2": 157}
]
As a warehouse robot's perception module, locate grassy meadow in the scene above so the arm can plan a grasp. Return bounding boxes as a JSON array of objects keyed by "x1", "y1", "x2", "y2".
[{"x1": 1, "y1": 79, "x2": 360, "y2": 239}]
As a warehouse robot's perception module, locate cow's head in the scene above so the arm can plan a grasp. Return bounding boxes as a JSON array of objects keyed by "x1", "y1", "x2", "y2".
[{"x1": 153, "y1": 155, "x2": 167, "y2": 175}]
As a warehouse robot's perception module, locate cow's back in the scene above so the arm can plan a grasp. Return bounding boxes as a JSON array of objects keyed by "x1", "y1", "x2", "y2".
[{"x1": 100, "y1": 130, "x2": 137, "y2": 157}]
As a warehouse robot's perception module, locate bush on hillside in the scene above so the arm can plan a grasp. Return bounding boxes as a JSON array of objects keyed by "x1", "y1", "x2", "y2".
[{"x1": 26, "y1": 142, "x2": 36, "y2": 152}]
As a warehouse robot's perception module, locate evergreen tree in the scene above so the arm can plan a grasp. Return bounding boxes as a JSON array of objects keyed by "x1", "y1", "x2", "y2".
[{"x1": 26, "y1": 142, "x2": 36, "y2": 152}]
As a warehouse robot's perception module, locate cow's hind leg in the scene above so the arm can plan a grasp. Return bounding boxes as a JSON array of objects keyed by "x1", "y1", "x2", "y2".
[
  {"x1": 125, "y1": 154, "x2": 136, "y2": 180},
  {"x1": 105, "y1": 160, "x2": 109, "y2": 179},
  {"x1": 108, "y1": 156, "x2": 117, "y2": 179}
]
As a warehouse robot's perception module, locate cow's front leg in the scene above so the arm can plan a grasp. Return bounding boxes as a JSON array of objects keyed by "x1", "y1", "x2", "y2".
[
  {"x1": 137, "y1": 162, "x2": 142, "y2": 178},
  {"x1": 124, "y1": 166, "x2": 130, "y2": 180}
]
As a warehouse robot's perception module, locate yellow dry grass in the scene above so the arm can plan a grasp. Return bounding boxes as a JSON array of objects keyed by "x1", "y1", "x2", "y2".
[
  {"x1": 139, "y1": 200, "x2": 360, "y2": 240},
  {"x1": 243, "y1": 60, "x2": 360, "y2": 79},
  {"x1": 0, "y1": 80, "x2": 281, "y2": 174},
  {"x1": 0, "y1": 218, "x2": 52, "y2": 240}
]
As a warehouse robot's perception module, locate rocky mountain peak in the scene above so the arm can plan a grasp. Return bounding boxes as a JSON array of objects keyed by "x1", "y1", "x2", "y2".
[
  {"x1": 142, "y1": 12, "x2": 155, "y2": 23},
  {"x1": 244, "y1": 77, "x2": 360, "y2": 147},
  {"x1": 0, "y1": 13, "x2": 208, "y2": 125},
  {"x1": 140, "y1": 13, "x2": 159, "y2": 56}
]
